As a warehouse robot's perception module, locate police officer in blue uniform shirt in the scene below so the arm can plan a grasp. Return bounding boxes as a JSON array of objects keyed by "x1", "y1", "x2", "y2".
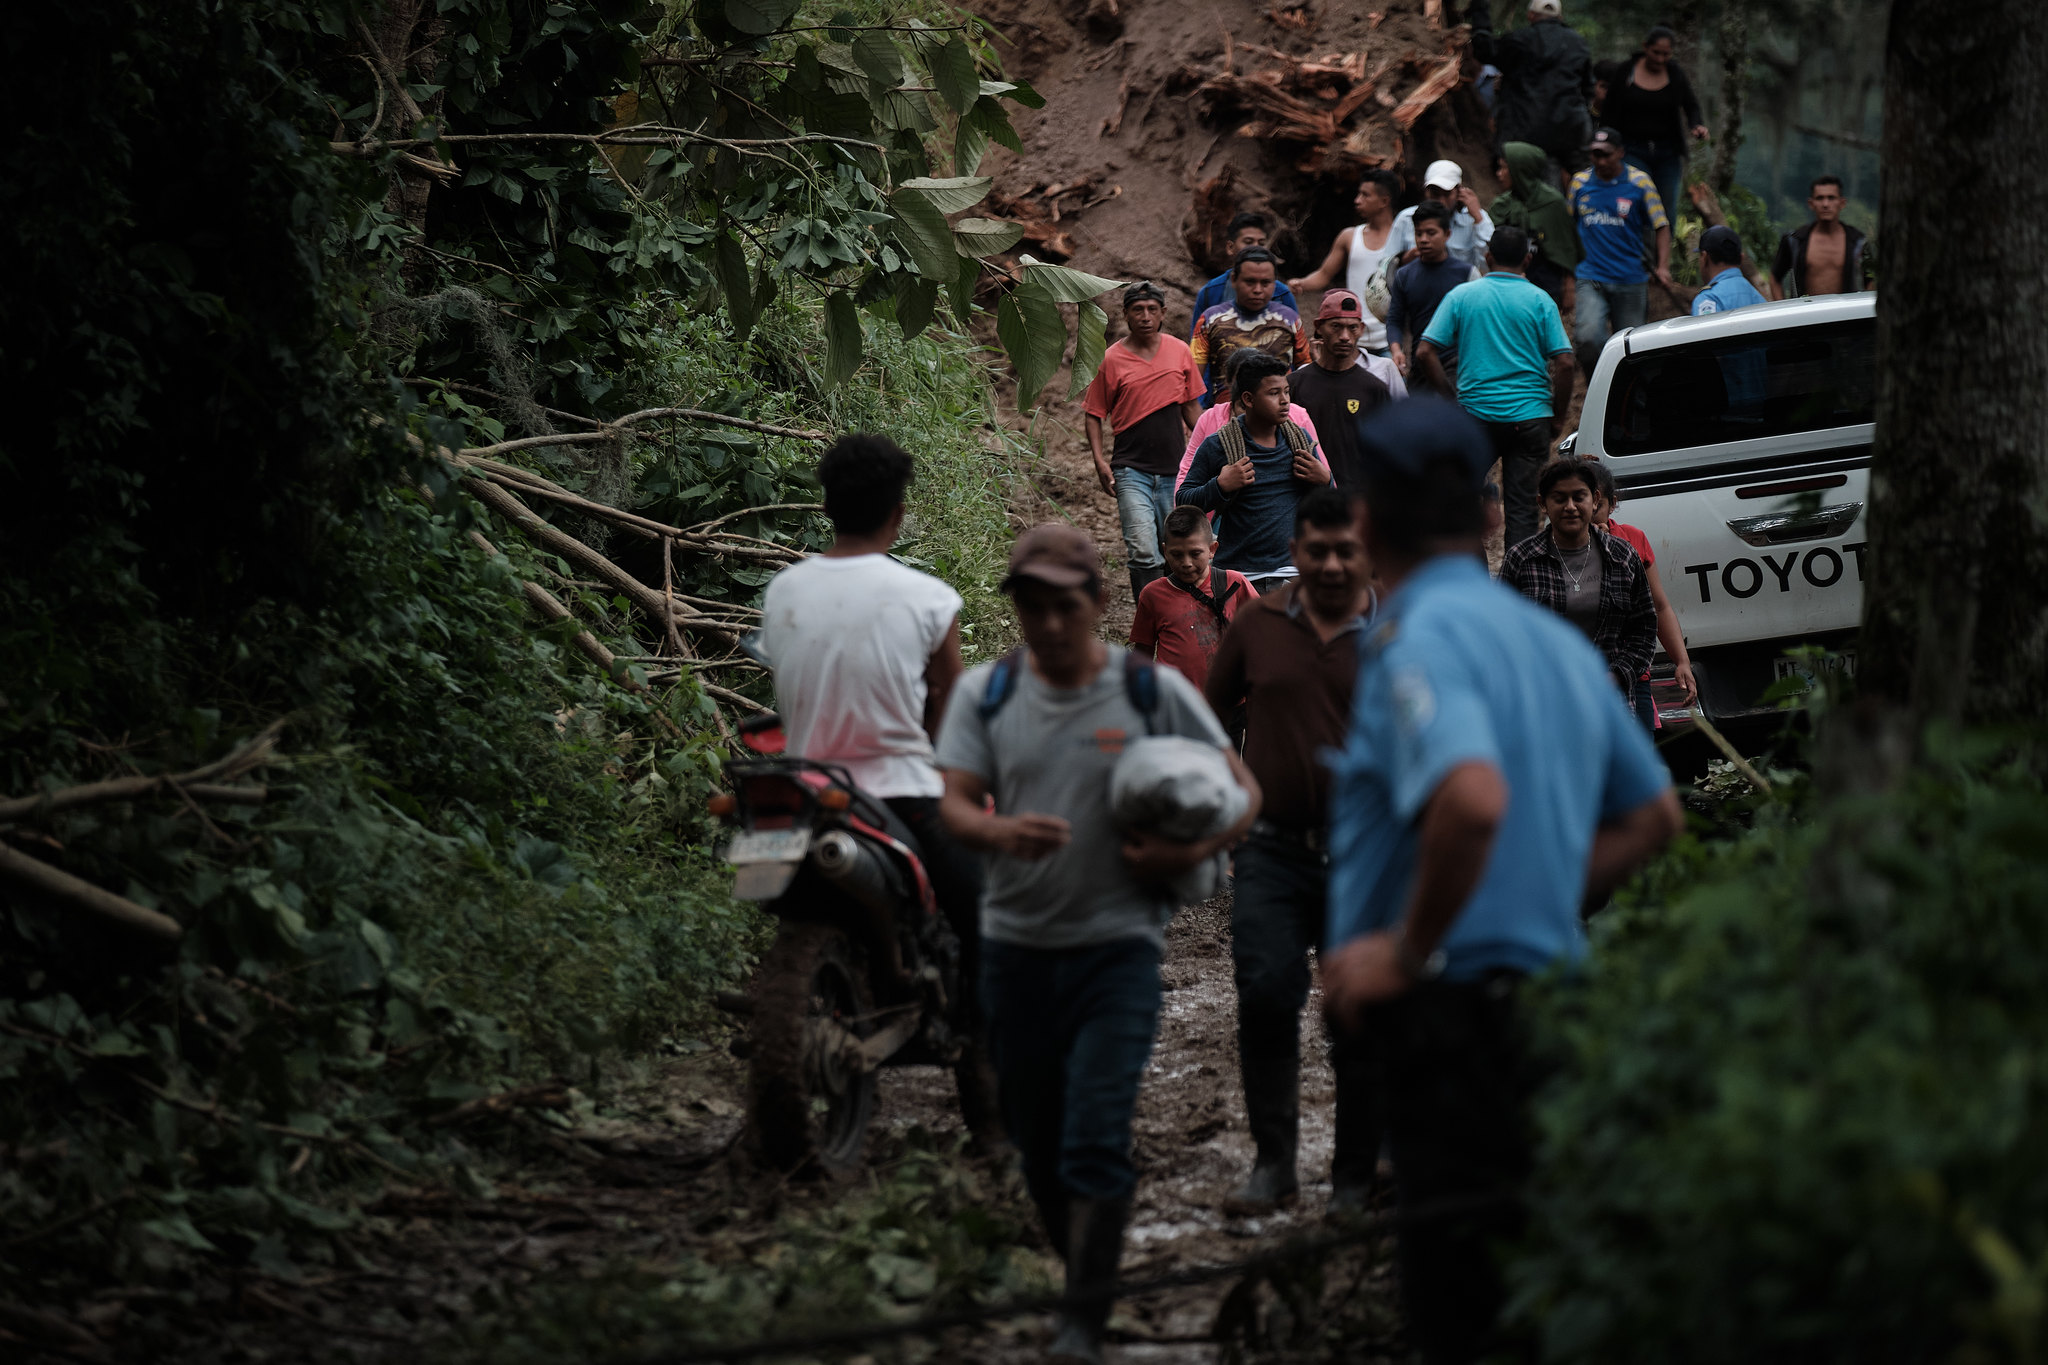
[
  {"x1": 1321, "y1": 398, "x2": 1682, "y2": 1365},
  {"x1": 1690, "y1": 224, "x2": 1768, "y2": 316}
]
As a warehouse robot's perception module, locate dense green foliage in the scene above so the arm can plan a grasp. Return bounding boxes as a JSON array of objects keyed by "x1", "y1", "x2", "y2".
[
  {"x1": 1513, "y1": 736, "x2": 2048, "y2": 1363},
  {"x1": 0, "y1": 0, "x2": 1028, "y2": 1300}
]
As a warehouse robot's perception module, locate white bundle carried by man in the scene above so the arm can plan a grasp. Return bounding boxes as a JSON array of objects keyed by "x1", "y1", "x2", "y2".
[{"x1": 1109, "y1": 735, "x2": 1249, "y2": 903}]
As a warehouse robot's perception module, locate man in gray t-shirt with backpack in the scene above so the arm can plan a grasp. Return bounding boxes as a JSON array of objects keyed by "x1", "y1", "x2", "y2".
[{"x1": 937, "y1": 523, "x2": 1260, "y2": 1365}]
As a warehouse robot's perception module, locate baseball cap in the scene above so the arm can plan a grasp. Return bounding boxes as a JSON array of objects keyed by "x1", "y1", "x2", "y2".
[
  {"x1": 1698, "y1": 224, "x2": 1744, "y2": 264},
  {"x1": 1354, "y1": 396, "x2": 1494, "y2": 489},
  {"x1": 1315, "y1": 289, "x2": 1364, "y2": 322},
  {"x1": 1002, "y1": 522, "x2": 1102, "y2": 592},
  {"x1": 1423, "y1": 159, "x2": 1463, "y2": 191},
  {"x1": 1528, "y1": 0, "x2": 1561, "y2": 16},
  {"x1": 1587, "y1": 126, "x2": 1624, "y2": 154}
]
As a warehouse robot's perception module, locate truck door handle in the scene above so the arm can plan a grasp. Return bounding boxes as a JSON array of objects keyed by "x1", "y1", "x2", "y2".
[{"x1": 1725, "y1": 502, "x2": 1863, "y2": 547}]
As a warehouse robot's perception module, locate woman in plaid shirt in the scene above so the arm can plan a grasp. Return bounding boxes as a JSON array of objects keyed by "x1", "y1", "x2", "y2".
[{"x1": 1498, "y1": 457, "x2": 1658, "y2": 724}]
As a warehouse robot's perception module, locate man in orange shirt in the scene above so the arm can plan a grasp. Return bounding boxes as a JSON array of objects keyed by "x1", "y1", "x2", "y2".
[{"x1": 1084, "y1": 282, "x2": 1208, "y2": 601}]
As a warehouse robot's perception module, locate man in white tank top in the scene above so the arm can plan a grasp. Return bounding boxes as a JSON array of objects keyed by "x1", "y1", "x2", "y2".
[
  {"x1": 757, "y1": 434, "x2": 982, "y2": 974},
  {"x1": 1290, "y1": 168, "x2": 1403, "y2": 356}
]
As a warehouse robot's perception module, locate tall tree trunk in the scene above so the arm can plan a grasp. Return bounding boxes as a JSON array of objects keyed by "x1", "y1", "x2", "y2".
[
  {"x1": 1859, "y1": 0, "x2": 2048, "y2": 724},
  {"x1": 1708, "y1": 0, "x2": 1749, "y2": 193}
]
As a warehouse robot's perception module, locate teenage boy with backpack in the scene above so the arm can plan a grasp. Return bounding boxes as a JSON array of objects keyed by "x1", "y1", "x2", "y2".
[
  {"x1": 1177, "y1": 350, "x2": 1333, "y2": 594},
  {"x1": 937, "y1": 523, "x2": 1260, "y2": 1365}
]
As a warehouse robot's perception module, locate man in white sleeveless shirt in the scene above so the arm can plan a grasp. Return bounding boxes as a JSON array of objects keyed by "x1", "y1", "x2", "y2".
[
  {"x1": 757, "y1": 434, "x2": 982, "y2": 964},
  {"x1": 1291, "y1": 168, "x2": 1403, "y2": 357}
]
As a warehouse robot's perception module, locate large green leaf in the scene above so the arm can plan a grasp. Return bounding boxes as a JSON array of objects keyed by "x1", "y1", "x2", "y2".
[
  {"x1": 931, "y1": 37, "x2": 980, "y2": 114},
  {"x1": 725, "y1": 0, "x2": 799, "y2": 35},
  {"x1": 871, "y1": 87, "x2": 936, "y2": 134},
  {"x1": 712, "y1": 231, "x2": 755, "y2": 342},
  {"x1": 896, "y1": 276, "x2": 939, "y2": 340},
  {"x1": 947, "y1": 253, "x2": 979, "y2": 327},
  {"x1": 852, "y1": 30, "x2": 904, "y2": 87},
  {"x1": 952, "y1": 217, "x2": 1025, "y2": 258},
  {"x1": 999, "y1": 281, "x2": 1066, "y2": 410},
  {"x1": 1003, "y1": 78, "x2": 1047, "y2": 109},
  {"x1": 898, "y1": 175, "x2": 993, "y2": 215},
  {"x1": 1067, "y1": 301, "x2": 1109, "y2": 399},
  {"x1": 966, "y1": 96, "x2": 1024, "y2": 154},
  {"x1": 823, "y1": 291, "x2": 864, "y2": 387},
  {"x1": 888, "y1": 187, "x2": 957, "y2": 282},
  {"x1": 953, "y1": 114, "x2": 989, "y2": 177},
  {"x1": 1019, "y1": 256, "x2": 1125, "y2": 304}
]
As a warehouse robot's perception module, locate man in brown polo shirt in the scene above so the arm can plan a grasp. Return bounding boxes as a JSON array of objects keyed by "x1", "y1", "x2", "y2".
[{"x1": 1204, "y1": 485, "x2": 1381, "y2": 1216}]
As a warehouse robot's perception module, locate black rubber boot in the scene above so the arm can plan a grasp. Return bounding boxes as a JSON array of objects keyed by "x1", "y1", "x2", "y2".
[
  {"x1": 1048, "y1": 1195, "x2": 1133, "y2": 1365},
  {"x1": 1224, "y1": 1041, "x2": 1300, "y2": 1214}
]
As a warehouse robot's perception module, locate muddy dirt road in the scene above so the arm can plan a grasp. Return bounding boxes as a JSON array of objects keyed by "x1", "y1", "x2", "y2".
[{"x1": 168, "y1": 899, "x2": 1397, "y2": 1365}]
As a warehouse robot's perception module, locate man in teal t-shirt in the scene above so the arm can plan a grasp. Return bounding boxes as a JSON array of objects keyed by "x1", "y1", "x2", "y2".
[{"x1": 1414, "y1": 224, "x2": 1574, "y2": 549}]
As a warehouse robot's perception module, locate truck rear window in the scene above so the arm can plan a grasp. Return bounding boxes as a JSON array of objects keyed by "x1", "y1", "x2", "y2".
[{"x1": 1603, "y1": 319, "x2": 1876, "y2": 455}]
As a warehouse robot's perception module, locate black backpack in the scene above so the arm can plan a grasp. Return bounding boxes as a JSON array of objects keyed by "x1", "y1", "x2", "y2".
[{"x1": 978, "y1": 647, "x2": 1161, "y2": 737}]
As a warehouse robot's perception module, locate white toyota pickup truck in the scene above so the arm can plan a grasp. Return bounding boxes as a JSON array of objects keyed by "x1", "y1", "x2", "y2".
[{"x1": 1566, "y1": 292, "x2": 1875, "y2": 727}]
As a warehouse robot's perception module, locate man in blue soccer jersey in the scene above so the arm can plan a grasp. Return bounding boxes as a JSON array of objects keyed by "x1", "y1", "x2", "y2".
[{"x1": 1568, "y1": 126, "x2": 1673, "y2": 377}]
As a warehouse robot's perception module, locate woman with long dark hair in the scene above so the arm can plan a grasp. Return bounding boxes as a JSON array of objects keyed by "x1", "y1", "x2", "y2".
[{"x1": 1596, "y1": 25, "x2": 1708, "y2": 216}]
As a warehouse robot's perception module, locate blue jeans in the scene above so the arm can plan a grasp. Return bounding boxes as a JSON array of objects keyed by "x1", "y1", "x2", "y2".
[
  {"x1": 1573, "y1": 277, "x2": 1647, "y2": 377},
  {"x1": 1625, "y1": 147, "x2": 1685, "y2": 225},
  {"x1": 981, "y1": 936, "x2": 1162, "y2": 1213},
  {"x1": 1113, "y1": 468, "x2": 1176, "y2": 572}
]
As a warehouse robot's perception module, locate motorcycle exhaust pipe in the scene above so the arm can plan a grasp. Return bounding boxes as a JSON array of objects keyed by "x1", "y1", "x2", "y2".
[{"x1": 811, "y1": 830, "x2": 915, "y2": 989}]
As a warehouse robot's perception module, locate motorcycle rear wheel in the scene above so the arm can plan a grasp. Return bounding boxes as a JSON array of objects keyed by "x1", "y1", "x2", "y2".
[{"x1": 747, "y1": 921, "x2": 878, "y2": 1175}]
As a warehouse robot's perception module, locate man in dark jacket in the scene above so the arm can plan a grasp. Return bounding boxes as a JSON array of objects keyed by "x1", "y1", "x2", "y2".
[
  {"x1": 1470, "y1": 0, "x2": 1594, "y2": 174},
  {"x1": 1769, "y1": 175, "x2": 1872, "y2": 299}
]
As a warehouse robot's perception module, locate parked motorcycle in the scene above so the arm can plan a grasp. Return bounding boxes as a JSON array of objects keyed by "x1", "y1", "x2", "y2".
[{"x1": 713, "y1": 710, "x2": 999, "y2": 1174}]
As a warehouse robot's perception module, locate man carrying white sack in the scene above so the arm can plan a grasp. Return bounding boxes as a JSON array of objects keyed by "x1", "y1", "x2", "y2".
[
  {"x1": 1202, "y1": 486, "x2": 1383, "y2": 1216},
  {"x1": 936, "y1": 523, "x2": 1260, "y2": 1365}
]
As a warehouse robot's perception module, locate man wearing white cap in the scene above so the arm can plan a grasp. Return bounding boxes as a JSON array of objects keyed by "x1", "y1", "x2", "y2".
[{"x1": 1387, "y1": 160, "x2": 1495, "y2": 274}]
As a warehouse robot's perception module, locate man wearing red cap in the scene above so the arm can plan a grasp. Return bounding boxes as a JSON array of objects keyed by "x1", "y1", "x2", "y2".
[
  {"x1": 937, "y1": 523, "x2": 1260, "y2": 1365},
  {"x1": 1289, "y1": 289, "x2": 1395, "y2": 492}
]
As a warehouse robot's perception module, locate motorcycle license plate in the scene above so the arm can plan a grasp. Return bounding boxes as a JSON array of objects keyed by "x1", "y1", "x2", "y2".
[{"x1": 726, "y1": 828, "x2": 812, "y2": 865}]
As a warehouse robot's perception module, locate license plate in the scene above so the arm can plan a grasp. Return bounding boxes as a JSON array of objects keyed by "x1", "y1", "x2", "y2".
[
  {"x1": 1772, "y1": 650, "x2": 1857, "y2": 682},
  {"x1": 725, "y1": 828, "x2": 812, "y2": 864}
]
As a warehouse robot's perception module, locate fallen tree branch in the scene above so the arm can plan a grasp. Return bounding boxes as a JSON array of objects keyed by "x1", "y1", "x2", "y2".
[
  {"x1": 695, "y1": 680, "x2": 771, "y2": 715},
  {"x1": 426, "y1": 1081, "x2": 571, "y2": 1128},
  {"x1": 607, "y1": 407, "x2": 831, "y2": 441},
  {"x1": 0, "y1": 721, "x2": 284, "y2": 822},
  {"x1": 460, "y1": 476, "x2": 746, "y2": 644},
  {"x1": 1391, "y1": 51, "x2": 1464, "y2": 131},
  {"x1": 0, "y1": 842, "x2": 184, "y2": 942},
  {"x1": 456, "y1": 463, "x2": 801, "y2": 565},
  {"x1": 330, "y1": 123, "x2": 885, "y2": 157}
]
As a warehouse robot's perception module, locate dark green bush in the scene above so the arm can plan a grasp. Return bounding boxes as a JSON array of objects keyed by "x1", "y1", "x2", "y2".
[{"x1": 1513, "y1": 738, "x2": 2048, "y2": 1363}]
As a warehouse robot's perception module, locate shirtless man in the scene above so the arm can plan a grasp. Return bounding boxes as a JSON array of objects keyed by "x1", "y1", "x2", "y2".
[
  {"x1": 1768, "y1": 175, "x2": 1871, "y2": 300},
  {"x1": 1289, "y1": 169, "x2": 1402, "y2": 356}
]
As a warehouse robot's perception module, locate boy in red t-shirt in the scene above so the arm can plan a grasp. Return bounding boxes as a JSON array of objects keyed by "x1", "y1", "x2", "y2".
[
  {"x1": 1130, "y1": 505, "x2": 1257, "y2": 692},
  {"x1": 1586, "y1": 460, "x2": 1697, "y2": 727}
]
